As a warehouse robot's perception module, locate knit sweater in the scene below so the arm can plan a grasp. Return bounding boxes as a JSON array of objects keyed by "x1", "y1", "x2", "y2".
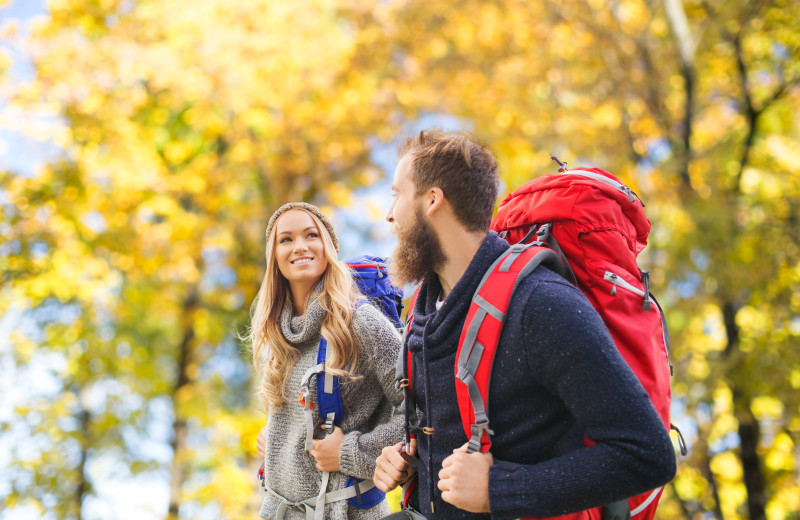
[
  {"x1": 259, "y1": 293, "x2": 404, "y2": 520},
  {"x1": 405, "y1": 232, "x2": 676, "y2": 520}
]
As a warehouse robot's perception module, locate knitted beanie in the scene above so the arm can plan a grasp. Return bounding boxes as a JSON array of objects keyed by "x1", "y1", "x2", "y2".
[{"x1": 265, "y1": 202, "x2": 339, "y2": 253}]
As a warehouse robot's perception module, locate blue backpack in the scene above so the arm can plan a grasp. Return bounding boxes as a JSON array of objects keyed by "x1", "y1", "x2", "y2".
[
  {"x1": 315, "y1": 255, "x2": 404, "y2": 434},
  {"x1": 314, "y1": 256, "x2": 402, "y2": 508}
]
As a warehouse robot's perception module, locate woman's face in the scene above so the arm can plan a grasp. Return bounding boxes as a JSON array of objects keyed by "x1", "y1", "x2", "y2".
[{"x1": 274, "y1": 209, "x2": 329, "y2": 288}]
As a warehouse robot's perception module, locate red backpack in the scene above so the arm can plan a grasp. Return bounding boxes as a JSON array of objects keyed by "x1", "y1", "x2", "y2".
[{"x1": 398, "y1": 162, "x2": 683, "y2": 519}]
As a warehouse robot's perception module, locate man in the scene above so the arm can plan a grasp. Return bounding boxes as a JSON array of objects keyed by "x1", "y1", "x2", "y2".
[{"x1": 373, "y1": 130, "x2": 676, "y2": 519}]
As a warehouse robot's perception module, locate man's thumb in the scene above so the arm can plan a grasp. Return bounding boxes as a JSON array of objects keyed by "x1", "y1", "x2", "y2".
[
  {"x1": 404, "y1": 438, "x2": 417, "y2": 456},
  {"x1": 454, "y1": 442, "x2": 469, "y2": 454}
]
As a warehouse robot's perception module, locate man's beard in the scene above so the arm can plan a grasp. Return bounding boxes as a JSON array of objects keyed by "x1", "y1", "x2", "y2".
[{"x1": 389, "y1": 205, "x2": 447, "y2": 288}]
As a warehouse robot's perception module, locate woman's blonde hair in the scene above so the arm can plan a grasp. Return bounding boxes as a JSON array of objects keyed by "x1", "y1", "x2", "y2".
[{"x1": 247, "y1": 208, "x2": 361, "y2": 410}]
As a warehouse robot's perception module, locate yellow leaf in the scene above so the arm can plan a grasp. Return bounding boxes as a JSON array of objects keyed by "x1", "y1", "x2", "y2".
[{"x1": 710, "y1": 451, "x2": 742, "y2": 480}]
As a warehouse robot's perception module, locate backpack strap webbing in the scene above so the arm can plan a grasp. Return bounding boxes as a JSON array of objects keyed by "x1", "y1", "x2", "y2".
[
  {"x1": 263, "y1": 475, "x2": 382, "y2": 520},
  {"x1": 397, "y1": 287, "x2": 421, "y2": 449},
  {"x1": 299, "y1": 359, "x2": 328, "y2": 452},
  {"x1": 314, "y1": 338, "x2": 344, "y2": 435},
  {"x1": 312, "y1": 299, "x2": 371, "y2": 440},
  {"x1": 456, "y1": 244, "x2": 566, "y2": 453},
  {"x1": 397, "y1": 287, "x2": 421, "y2": 511}
]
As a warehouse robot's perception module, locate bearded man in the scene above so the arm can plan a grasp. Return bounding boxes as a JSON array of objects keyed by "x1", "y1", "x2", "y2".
[{"x1": 373, "y1": 130, "x2": 676, "y2": 520}]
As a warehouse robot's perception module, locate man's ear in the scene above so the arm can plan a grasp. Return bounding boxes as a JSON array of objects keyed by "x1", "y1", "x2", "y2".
[{"x1": 423, "y1": 187, "x2": 445, "y2": 217}]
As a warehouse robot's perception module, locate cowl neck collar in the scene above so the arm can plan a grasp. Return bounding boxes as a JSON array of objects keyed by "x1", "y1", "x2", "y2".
[
  {"x1": 279, "y1": 281, "x2": 326, "y2": 346},
  {"x1": 406, "y1": 232, "x2": 509, "y2": 359}
]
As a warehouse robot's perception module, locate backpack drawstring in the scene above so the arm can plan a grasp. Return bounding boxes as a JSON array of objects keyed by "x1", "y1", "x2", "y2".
[{"x1": 420, "y1": 327, "x2": 436, "y2": 515}]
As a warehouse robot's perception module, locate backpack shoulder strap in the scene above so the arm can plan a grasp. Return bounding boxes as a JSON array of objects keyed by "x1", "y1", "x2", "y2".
[
  {"x1": 315, "y1": 338, "x2": 344, "y2": 433},
  {"x1": 398, "y1": 287, "x2": 421, "y2": 449},
  {"x1": 314, "y1": 299, "x2": 372, "y2": 434},
  {"x1": 398, "y1": 287, "x2": 421, "y2": 511},
  {"x1": 456, "y1": 244, "x2": 565, "y2": 453}
]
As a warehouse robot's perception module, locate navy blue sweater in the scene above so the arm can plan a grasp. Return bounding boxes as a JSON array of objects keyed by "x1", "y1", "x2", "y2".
[{"x1": 405, "y1": 233, "x2": 676, "y2": 520}]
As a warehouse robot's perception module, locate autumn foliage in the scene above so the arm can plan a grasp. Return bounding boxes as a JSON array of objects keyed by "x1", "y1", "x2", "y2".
[{"x1": 1, "y1": 0, "x2": 799, "y2": 519}]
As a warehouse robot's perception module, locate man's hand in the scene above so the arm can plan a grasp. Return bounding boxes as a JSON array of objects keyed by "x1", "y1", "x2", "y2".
[
  {"x1": 310, "y1": 425, "x2": 343, "y2": 472},
  {"x1": 438, "y1": 443, "x2": 493, "y2": 513},
  {"x1": 256, "y1": 425, "x2": 268, "y2": 458},
  {"x1": 373, "y1": 439, "x2": 417, "y2": 492}
]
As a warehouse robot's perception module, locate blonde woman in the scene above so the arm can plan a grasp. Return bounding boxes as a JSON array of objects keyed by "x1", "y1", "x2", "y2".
[{"x1": 248, "y1": 202, "x2": 404, "y2": 520}]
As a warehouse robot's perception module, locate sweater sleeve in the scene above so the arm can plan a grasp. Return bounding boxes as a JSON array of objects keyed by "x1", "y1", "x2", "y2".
[
  {"x1": 338, "y1": 303, "x2": 405, "y2": 480},
  {"x1": 488, "y1": 278, "x2": 677, "y2": 519}
]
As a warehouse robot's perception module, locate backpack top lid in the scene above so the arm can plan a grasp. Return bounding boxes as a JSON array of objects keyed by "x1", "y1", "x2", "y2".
[
  {"x1": 345, "y1": 255, "x2": 404, "y2": 329},
  {"x1": 493, "y1": 168, "x2": 651, "y2": 255}
]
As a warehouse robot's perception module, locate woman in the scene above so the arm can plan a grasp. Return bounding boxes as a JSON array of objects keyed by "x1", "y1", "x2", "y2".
[{"x1": 248, "y1": 202, "x2": 404, "y2": 520}]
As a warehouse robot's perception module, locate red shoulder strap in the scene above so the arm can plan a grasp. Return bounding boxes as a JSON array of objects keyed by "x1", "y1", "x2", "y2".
[
  {"x1": 403, "y1": 286, "x2": 421, "y2": 390},
  {"x1": 455, "y1": 245, "x2": 564, "y2": 453}
]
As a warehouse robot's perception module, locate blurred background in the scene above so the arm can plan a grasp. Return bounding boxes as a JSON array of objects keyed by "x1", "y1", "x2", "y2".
[{"x1": 1, "y1": 0, "x2": 798, "y2": 518}]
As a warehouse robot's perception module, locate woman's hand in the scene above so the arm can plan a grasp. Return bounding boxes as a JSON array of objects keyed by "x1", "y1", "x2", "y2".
[
  {"x1": 256, "y1": 425, "x2": 268, "y2": 458},
  {"x1": 310, "y1": 425, "x2": 343, "y2": 472}
]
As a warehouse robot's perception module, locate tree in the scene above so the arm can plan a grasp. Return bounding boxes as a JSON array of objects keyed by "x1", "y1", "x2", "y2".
[
  {"x1": 1, "y1": 0, "x2": 399, "y2": 517},
  {"x1": 3, "y1": 0, "x2": 799, "y2": 518},
  {"x1": 369, "y1": 0, "x2": 800, "y2": 516}
]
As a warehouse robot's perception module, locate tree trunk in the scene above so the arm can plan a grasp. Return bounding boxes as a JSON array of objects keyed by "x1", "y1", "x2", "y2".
[
  {"x1": 167, "y1": 286, "x2": 199, "y2": 518},
  {"x1": 663, "y1": 0, "x2": 696, "y2": 189},
  {"x1": 701, "y1": 429, "x2": 725, "y2": 519},
  {"x1": 722, "y1": 299, "x2": 767, "y2": 520},
  {"x1": 737, "y1": 403, "x2": 767, "y2": 520},
  {"x1": 75, "y1": 404, "x2": 91, "y2": 520}
]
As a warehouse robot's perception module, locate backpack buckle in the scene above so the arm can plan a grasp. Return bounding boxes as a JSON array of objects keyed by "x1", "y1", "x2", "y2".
[
  {"x1": 298, "y1": 393, "x2": 314, "y2": 410},
  {"x1": 537, "y1": 223, "x2": 553, "y2": 241},
  {"x1": 470, "y1": 421, "x2": 494, "y2": 438},
  {"x1": 468, "y1": 421, "x2": 494, "y2": 452}
]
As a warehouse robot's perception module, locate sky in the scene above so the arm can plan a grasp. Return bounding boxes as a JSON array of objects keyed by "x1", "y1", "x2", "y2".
[{"x1": 0, "y1": 0, "x2": 60, "y2": 177}]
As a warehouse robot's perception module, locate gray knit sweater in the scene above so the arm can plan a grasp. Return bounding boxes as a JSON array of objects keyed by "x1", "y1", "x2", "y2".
[{"x1": 259, "y1": 294, "x2": 404, "y2": 520}]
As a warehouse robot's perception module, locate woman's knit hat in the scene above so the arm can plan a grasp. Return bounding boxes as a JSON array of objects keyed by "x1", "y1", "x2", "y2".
[{"x1": 265, "y1": 202, "x2": 339, "y2": 253}]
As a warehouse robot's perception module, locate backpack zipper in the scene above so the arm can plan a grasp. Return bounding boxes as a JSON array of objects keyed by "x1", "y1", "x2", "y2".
[
  {"x1": 348, "y1": 263, "x2": 387, "y2": 278},
  {"x1": 566, "y1": 170, "x2": 644, "y2": 206},
  {"x1": 603, "y1": 270, "x2": 653, "y2": 310}
]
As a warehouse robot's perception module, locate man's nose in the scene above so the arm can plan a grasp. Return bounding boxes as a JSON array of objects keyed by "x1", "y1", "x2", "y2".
[{"x1": 386, "y1": 201, "x2": 395, "y2": 223}]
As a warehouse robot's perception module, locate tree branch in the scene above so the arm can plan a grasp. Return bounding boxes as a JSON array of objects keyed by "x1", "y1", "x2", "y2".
[
  {"x1": 663, "y1": 0, "x2": 697, "y2": 189},
  {"x1": 668, "y1": 480, "x2": 694, "y2": 519},
  {"x1": 729, "y1": 12, "x2": 800, "y2": 193},
  {"x1": 733, "y1": 32, "x2": 758, "y2": 193},
  {"x1": 701, "y1": 433, "x2": 725, "y2": 520}
]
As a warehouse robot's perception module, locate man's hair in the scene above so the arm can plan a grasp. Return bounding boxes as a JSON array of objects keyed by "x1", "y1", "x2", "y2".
[{"x1": 398, "y1": 129, "x2": 499, "y2": 232}]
